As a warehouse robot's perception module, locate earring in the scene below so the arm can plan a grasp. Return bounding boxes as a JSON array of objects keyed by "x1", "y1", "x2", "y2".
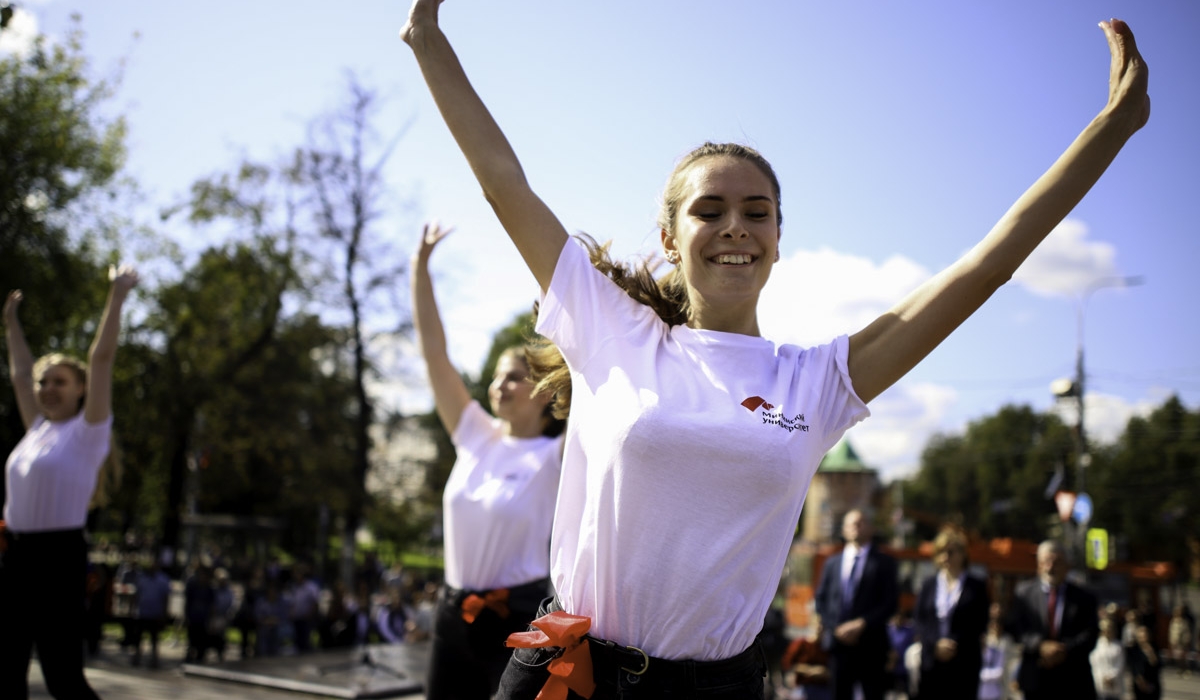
[
  {"x1": 774, "y1": 249, "x2": 781, "y2": 263},
  {"x1": 665, "y1": 250, "x2": 680, "y2": 264}
]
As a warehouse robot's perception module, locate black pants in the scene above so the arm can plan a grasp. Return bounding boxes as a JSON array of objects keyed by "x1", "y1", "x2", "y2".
[
  {"x1": 424, "y1": 578, "x2": 549, "y2": 700},
  {"x1": 497, "y1": 598, "x2": 766, "y2": 699},
  {"x1": 0, "y1": 528, "x2": 101, "y2": 699}
]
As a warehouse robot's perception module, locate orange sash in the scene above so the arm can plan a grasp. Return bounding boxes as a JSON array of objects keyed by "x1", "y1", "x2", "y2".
[
  {"x1": 506, "y1": 610, "x2": 595, "y2": 700},
  {"x1": 461, "y1": 588, "x2": 511, "y2": 623}
]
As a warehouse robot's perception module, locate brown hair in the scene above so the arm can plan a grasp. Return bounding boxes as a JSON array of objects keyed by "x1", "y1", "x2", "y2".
[
  {"x1": 657, "y1": 142, "x2": 784, "y2": 235},
  {"x1": 933, "y1": 524, "x2": 970, "y2": 565}
]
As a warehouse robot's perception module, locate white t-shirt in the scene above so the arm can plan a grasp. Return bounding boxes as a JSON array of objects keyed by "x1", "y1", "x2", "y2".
[
  {"x1": 536, "y1": 240, "x2": 869, "y2": 661},
  {"x1": 4, "y1": 412, "x2": 112, "y2": 532},
  {"x1": 443, "y1": 401, "x2": 564, "y2": 591}
]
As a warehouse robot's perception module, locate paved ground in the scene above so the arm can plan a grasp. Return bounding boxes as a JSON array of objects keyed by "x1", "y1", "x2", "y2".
[
  {"x1": 26, "y1": 638, "x2": 1200, "y2": 700},
  {"x1": 28, "y1": 634, "x2": 428, "y2": 700}
]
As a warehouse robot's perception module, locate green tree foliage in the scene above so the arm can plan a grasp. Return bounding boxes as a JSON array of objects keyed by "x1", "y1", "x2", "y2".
[
  {"x1": 1089, "y1": 395, "x2": 1200, "y2": 565},
  {"x1": 903, "y1": 397, "x2": 1200, "y2": 575},
  {"x1": 904, "y1": 405, "x2": 1074, "y2": 542},
  {"x1": 1, "y1": 20, "x2": 130, "y2": 499}
]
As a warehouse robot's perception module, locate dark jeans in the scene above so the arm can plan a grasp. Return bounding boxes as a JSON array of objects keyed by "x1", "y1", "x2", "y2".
[
  {"x1": 496, "y1": 599, "x2": 766, "y2": 699},
  {"x1": 425, "y1": 578, "x2": 549, "y2": 700},
  {"x1": 0, "y1": 528, "x2": 101, "y2": 700}
]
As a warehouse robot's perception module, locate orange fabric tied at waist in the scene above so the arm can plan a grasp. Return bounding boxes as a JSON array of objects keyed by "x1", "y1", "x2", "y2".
[
  {"x1": 461, "y1": 588, "x2": 510, "y2": 624},
  {"x1": 506, "y1": 610, "x2": 595, "y2": 700}
]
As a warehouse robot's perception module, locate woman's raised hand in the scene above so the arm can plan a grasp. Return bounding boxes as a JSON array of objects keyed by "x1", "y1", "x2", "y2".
[
  {"x1": 414, "y1": 221, "x2": 455, "y2": 266},
  {"x1": 108, "y1": 265, "x2": 140, "y2": 295},
  {"x1": 1100, "y1": 19, "x2": 1150, "y2": 134},
  {"x1": 401, "y1": 0, "x2": 444, "y2": 46},
  {"x1": 3, "y1": 290, "x2": 22, "y2": 325}
]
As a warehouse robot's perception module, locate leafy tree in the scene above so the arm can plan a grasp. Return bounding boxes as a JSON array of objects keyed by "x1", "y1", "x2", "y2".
[
  {"x1": 905, "y1": 405, "x2": 1074, "y2": 541},
  {"x1": 1, "y1": 19, "x2": 135, "y2": 503},
  {"x1": 1090, "y1": 395, "x2": 1200, "y2": 567}
]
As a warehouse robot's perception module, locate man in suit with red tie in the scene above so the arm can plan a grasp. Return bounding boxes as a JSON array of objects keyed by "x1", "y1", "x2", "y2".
[
  {"x1": 1008, "y1": 539, "x2": 1099, "y2": 700},
  {"x1": 814, "y1": 509, "x2": 899, "y2": 700}
]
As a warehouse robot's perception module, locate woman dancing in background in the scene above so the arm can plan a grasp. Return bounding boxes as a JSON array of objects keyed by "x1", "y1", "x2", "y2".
[
  {"x1": 2, "y1": 267, "x2": 138, "y2": 699},
  {"x1": 412, "y1": 222, "x2": 565, "y2": 699}
]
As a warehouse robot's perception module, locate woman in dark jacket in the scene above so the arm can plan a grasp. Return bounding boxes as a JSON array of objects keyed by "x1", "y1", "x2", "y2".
[{"x1": 913, "y1": 525, "x2": 990, "y2": 699}]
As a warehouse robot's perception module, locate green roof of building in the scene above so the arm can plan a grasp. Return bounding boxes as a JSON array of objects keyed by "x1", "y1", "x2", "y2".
[{"x1": 818, "y1": 439, "x2": 874, "y2": 473}]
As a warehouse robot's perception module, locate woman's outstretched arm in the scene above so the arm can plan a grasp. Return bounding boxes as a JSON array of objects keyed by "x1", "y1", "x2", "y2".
[
  {"x1": 411, "y1": 222, "x2": 473, "y2": 435},
  {"x1": 848, "y1": 19, "x2": 1150, "y2": 404},
  {"x1": 84, "y1": 266, "x2": 138, "y2": 425},
  {"x1": 3, "y1": 290, "x2": 38, "y2": 429},
  {"x1": 401, "y1": 0, "x2": 567, "y2": 291}
]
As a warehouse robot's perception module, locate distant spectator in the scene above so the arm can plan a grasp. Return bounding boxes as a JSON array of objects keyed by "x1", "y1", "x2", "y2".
[
  {"x1": 913, "y1": 525, "x2": 989, "y2": 699},
  {"x1": 210, "y1": 568, "x2": 235, "y2": 662},
  {"x1": 1090, "y1": 617, "x2": 1126, "y2": 700},
  {"x1": 288, "y1": 563, "x2": 320, "y2": 653},
  {"x1": 132, "y1": 560, "x2": 172, "y2": 669},
  {"x1": 233, "y1": 568, "x2": 263, "y2": 660},
  {"x1": 255, "y1": 581, "x2": 287, "y2": 657},
  {"x1": 782, "y1": 619, "x2": 831, "y2": 700},
  {"x1": 184, "y1": 565, "x2": 216, "y2": 662},
  {"x1": 885, "y1": 610, "x2": 915, "y2": 699},
  {"x1": 1129, "y1": 624, "x2": 1162, "y2": 700},
  {"x1": 1168, "y1": 602, "x2": 1194, "y2": 674},
  {"x1": 979, "y1": 614, "x2": 1016, "y2": 700},
  {"x1": 376, "y1": 586, "x2": 411, "y2": 645}
]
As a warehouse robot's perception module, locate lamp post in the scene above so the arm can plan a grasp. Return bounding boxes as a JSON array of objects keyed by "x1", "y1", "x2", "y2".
[{"x1": 1052, "y1": 275, "x2": 1145, "y2": 493}]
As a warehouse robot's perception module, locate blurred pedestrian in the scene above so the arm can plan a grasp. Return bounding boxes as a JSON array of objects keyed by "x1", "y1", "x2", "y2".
[
  {"x1": 1007, "y1": 540, "x2": 1099, "y2": 700},
  {"x1": 183, "y1": 564, "x2": 215, "y2": 662},
  {"x1": 2, "y1": 269, "x2": 138, "y2": 699},
  {"x1": 783, "y1": 619, "x2": 832, "y2": 700},
  {"x1": 913, "y1": 525, "x2": 989, "y2": 699},
  {"x1": 210, "y1": 568, "x2": 235, "y2": 662},
  {"x1": 132, "y1": 559, "x2": 171, "y2": 669},
  {"x1": 288, "y1": 562, "x2": 320, "y2": 654},
  {"x1": 978, "y1": 612, "x2": 1016, "y2": 700},
  {"x1": 1090, "y1": 617, "x2": 1126, "y2": 700},
  {"x1": 1129, "y1": 623, "x2": 1162, "y2": 700},
  {"x1": 815, "y1": 510, "x2": 899, "y2": 700},
  {"x1": 885, "y1": 610, "x2": 915, "y2": 700}
]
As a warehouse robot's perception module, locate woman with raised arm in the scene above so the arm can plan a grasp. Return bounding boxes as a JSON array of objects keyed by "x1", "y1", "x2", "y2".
[
  {"x1": 401, "y1": 3, "x2": 1149, "y2": 697},
  {"x1": 2, "y1": 267, "x2": 138, "y2": 700},
  {"x1": 412, "y1": 222, "x2": 566, "y2": 699}
]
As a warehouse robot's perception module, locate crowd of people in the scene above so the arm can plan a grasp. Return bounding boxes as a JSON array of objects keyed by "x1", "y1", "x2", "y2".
[{"x1": 777, "y1": 513, "x2": 1194, "y2": 700}]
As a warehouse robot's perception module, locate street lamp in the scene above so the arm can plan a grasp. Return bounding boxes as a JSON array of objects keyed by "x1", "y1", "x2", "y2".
[{"x1": 1051, "y1": 275, "x2": 1145, "y2": 493}]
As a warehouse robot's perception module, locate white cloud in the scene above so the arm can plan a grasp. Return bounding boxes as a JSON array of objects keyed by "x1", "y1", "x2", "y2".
[
  {"x1": 849, "y1": 381, "x2": 961, "y2": 481},
  {"x1": 1050, "y1": 390, "x2": 1159, "y2": 447},
  {"x1": 759, "y1": 246, "x2": 931, "y2": 346},
  {"x1": 0, "y1": 6, "x2": 39, "y2": 57},
  {"x1": 1012, "y1": 219, "x2": 1120, "y2": 298}
]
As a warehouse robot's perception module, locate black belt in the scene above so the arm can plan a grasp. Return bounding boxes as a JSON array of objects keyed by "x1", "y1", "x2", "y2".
[
  {"x1": 543, "y1": 597, "x2": 766, "y2": 684},
  {"x1": 2, "y1": 527, "x2": 85, "y2": 545},
  {"x1": 441, "y1": 577, "x2": 550, "y2": 611}
]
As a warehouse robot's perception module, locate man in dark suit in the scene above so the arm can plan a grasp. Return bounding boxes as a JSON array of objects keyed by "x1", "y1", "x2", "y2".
[
  {"x1": 814, "y1": 509, "x2": 899, "y2": 700},
  {"x1": 1007, "y1": 539, "x2": 1099, "y2": 700}
]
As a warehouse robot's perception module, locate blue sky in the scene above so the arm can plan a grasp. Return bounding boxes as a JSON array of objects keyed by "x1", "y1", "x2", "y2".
[{"x1": 6, "y1": 0, "x2": 1198, "y2": 480}]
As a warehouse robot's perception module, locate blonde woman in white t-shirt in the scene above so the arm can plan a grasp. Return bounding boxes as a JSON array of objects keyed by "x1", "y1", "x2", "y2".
[
  {"x1": 2, "y1": 267, "x2": 137, "y2": 700},
  {"x1": 412, "y1": 222, "x2": 566, "y2": 699},
  {"x1": 401, "y1": 2, "x2": 1150, "y2": 697}
]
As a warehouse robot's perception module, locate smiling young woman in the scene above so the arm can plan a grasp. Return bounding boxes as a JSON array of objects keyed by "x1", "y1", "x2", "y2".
[{"x1": 400, "y1": 2, "x2": 1150, "y2": 696}]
